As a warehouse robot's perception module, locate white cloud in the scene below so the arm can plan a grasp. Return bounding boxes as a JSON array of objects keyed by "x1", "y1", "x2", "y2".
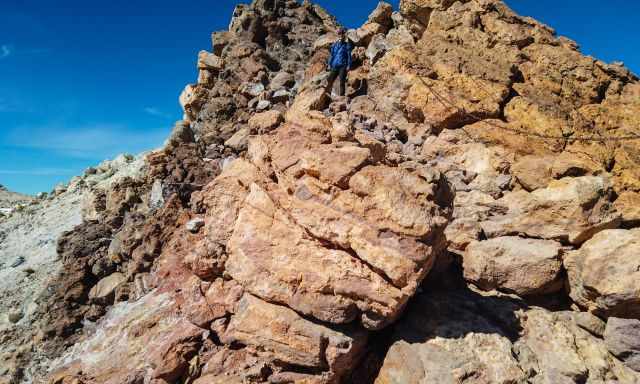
[
  {"x1": 6, "y1": 124, "x2": 170, "y2": 159},
  {"x1": 144, "y1": 106, "x2": 173, "y2": 119},
  {"x1": 0, "y1": 45, "x2": 51, "y2": 60},
  {"x1": 0, "y1": 45, "x2": 12, "y2": 59}
]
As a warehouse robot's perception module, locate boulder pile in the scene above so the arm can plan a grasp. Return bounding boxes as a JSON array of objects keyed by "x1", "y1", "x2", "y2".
[{"x1": 2, "y1": 0, "x2": 640, "y2": 383}]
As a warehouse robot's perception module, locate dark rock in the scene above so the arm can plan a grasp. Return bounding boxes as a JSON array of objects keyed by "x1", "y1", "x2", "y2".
[{"x1": 605, "y1": 317, "x2": 640, "y2": 372}]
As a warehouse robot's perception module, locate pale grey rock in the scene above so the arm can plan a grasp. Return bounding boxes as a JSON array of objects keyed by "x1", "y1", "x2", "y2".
[
  {"x1": 376, "y1": 288, "x2": 640, "y2": 383},
  {"x1": 464, "y1": 236, "x2": 564, "y2": 296},
  {"x1": 270, "y1": 72, "x2": 295, "y2": 90},
  {"x1": 605, "y1": 317, "x2": 640, "y2": 372},
  {"x1": 366, "y1": 34, "x2": 390, "y2": 65},
  {"x1": 242, "y1": 82, "x2": 265, "y2": 98},
  {"x1": 149, "y1": 179, "x2": 165, "y2": 211},
  {"x1": 224, "y1": 127, "x2": 251, "y2": 151},
  {"x1": 186, "y1": 218, "x2": 205, "y2": 233},
  {"x1": 565, "y1": 229, "x2": 640, "y2": 318},
  {"x1": 256, "y1": 100, "x2": 271, "y2": 111},
  {"x1": 8, "y1": 310, "x2": 23, "y2": 324},
  {"x1": 89, "y1": 272, "x2": 126, "y2": 301},
  {"x1": 481, "y1": 176, "x2": 620, "y2": 245},
  {"x1": 197, "y1": 50, "x2": 224, "y2": 71}
]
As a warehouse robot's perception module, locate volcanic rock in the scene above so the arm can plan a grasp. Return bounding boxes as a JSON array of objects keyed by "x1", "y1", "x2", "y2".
[
  {"x1": 464, "y1": 236, "x2": 564, "y2": 296},
  {"x1": 248, "y1": 109, "x2": 283, "y2": 133},
  {"x1": 480, "y1": 176, "x2": 621, "y2": 245},
  {"x1": 605, "y1": 317, "x2": 640, "y2": 372},
  {"x1": 88, "y1": 272, "x2": 126, "y2": 301},
  {"x1": 376, "y1": 287, "x2": 640, "y2": 383},
  {"x1": 565, "y1": 229, "x2": 640, "y2": 318},
  {"x1": 6, "y1": 0, "x2": 640, "y2": 383}
]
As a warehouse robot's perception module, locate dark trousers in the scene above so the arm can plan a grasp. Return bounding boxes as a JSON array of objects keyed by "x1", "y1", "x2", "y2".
[{"x1": 327, "y1": 66, "x2": 347, "y2": 96}]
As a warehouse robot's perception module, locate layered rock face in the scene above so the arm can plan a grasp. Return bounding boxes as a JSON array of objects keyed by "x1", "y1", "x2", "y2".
[{"x1": 3, "y1": 0, "x2": 640, "y2": 383}]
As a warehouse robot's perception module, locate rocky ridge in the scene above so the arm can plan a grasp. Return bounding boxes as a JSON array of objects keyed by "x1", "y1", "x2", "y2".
[
  {"x1": 2, "y1": 0, "x2": 640, "y2": 383},
  {"x1": 0, "y1": 186, "x2": 34, "y2": 217}
]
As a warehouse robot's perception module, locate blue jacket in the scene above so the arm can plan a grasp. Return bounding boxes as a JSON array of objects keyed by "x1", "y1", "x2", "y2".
[{"x1": 328, "y1": 40, "x2": 353, "y2": 70}]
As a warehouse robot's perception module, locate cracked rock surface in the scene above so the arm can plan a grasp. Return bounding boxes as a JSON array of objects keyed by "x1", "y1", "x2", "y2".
[{"x1": 3, "y1": 0, "x2": 640, "y2": 383}]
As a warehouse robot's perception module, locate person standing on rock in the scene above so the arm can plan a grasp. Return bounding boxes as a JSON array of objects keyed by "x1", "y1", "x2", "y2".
[{"x1": 326, "y1": 28, "x2": 353, "y2": 97}]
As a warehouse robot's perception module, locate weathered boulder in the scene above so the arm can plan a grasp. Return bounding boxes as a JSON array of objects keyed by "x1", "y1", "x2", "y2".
[
  {"x1": 375, "y1": 287, "x2": 640, "y2": 383},
  {"x1": 221, "y1": 294, "x2": 367, "y2": 382},
  {"x1": 605, "y1": 317, "x2": 640, "y2": 372},
  {"x1": 298, "y1": 145, "x2": 371, "y2": 187},
  {"x1": 226, "y1": 182, "x2": 435, "y2": 330},
  {"x1": 186, "y1": 217, "x2": 205, "y2": 233},
  {"x1": 224, "y1": 127, "x2": 251, "y2": 151},
  {"x1": 49, "y1": 292, "x2": 205, "y2": 384},
  {"x1": 269, "y1": 71, "x2": 295, "y2": 91},
  {"x1": 615, "y1": 191, "x2": 640, "y2": 226},
  {"x1": 464, "y1": 236, "x2": 564, "y2": 296},
  {"x1": 511, "y1": 155, "x2": 553, "y2": 191},
  {"x1": 88, "y1": 272, "x2": 126, "y2": 301},
  {"x1": 247, "y1": 110, "x2": 283, "y2": 133},
  {"x1": 565, "y1": 229, "x2": 640, "y2": 318},
  {"x1": 481, "y1": 176, "x2": 621, "y2": 245},
  {"x1": 197, "y1": 50, "x2": 224, "y2": 71},
  {"x1": 367, "y1": 2, "x2": 393, "y2": 28}
]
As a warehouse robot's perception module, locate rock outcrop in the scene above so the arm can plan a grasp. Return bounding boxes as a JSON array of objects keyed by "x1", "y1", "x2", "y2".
[
  {"x1": 565, "y1": 229, "x2": 640, "y2": 319},
  {"x1": 0, "y1": 185, "x2": 34, "y2": 217},
  {"x1": 605, "y1": 317, "x2": 640, "y2": 372},
  {"x1": 376, "y1": 286, "x2": 640, "y2": 383},
  {"x1": 464, "y1": 236, "x2": 564, "y2": 296},
  {"x1": 2, "y1": 0, "x2": 640, "y2": 383}
]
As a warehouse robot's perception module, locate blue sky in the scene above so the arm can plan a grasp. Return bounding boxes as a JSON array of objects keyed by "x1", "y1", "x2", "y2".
[{"x1": 1, "y1": 1, "x2": 638, "y2": 195}]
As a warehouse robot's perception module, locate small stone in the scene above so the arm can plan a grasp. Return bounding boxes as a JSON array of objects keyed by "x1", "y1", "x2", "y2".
[
  {"x1": 225, "y1": 127, "x2": 252, "y2": 151},
  {"x1": 270, "y1": 72, "x2": 295, "y2": 90},
  {"x1": 52, "y1": 183, "x2": 67, "y2": 195},
  {"x1": 271, "y1": 89, "x2": 291, "y2": 103},
  {"x1": 197, "y1": 50, "x2": 224, "y2": 71},
  {"x1": 248, "y1": 110, "x2": 283, "y2": 133},
  {"x1": 256, "y1": 100, "x2": 271, "y2": 111},
  {"x1": 8, "y1": 310, "x2": 23, "y2": 323},
  {"x1": 35, "y1": 192, "x2": 48, "y2": 200},
  {"x1": 84, "y1": 167, "x2": 98, "y2": 176},
  {"x1": 186, "y1": 218, "x2": 206, "y2": 233},
  {"x1": 496, "y1": 174, "x2": 512, "y2": 190},
  {"x1": 10, "y1": 256, "x2": 25, "y2": 268},
  {"x1": 89, "y1": 272, "x2": 127, "y2": 301},
  {"x1": 242, "y1": 82, "x2": 265, "y2": 98}
]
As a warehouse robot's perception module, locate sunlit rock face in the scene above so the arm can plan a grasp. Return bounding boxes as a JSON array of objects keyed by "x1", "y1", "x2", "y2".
[{"x1": 4, "y1": 0, "x2": 640, "y2": 383}]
